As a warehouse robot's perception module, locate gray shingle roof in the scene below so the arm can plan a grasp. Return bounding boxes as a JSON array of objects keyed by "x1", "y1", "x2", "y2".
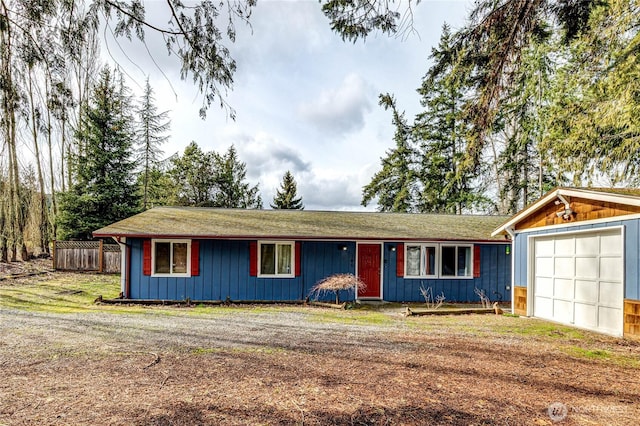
[{"x1": 93, "y1": 207, "x2": 509, "y2": 241}]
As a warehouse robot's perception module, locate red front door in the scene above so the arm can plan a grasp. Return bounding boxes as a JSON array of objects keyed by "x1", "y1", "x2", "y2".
[{"x1": 357, "y1": 244, "x2": 381, "y2": 298}]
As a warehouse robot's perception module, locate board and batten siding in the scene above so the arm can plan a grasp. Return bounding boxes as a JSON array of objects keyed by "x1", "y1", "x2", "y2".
[
  {"x1": 512, "y1": 218, "x2": 640, "y2": 301},
  {"x1": 127, "y1": 239, "x2": 511, "y2": 303},
  {"x1": 382, "y1": 242, "x2": 512, "y2": 303},
  {"x1": 128, "y1": 239, "x2": 356, "y2": 302}
]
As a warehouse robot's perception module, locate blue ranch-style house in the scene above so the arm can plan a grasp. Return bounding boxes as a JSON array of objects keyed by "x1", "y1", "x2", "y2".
[{"x1": 93, "y1": 208, "x2": 512, "y2": 304}]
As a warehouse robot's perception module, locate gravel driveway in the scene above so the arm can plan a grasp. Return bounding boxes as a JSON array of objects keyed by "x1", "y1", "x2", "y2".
[{"x1": 1, "y1": 296, "x2": 640, "y2": 425}]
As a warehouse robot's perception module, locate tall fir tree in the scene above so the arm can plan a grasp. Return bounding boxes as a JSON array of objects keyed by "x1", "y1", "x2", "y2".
[
  {"x1": 361, "y1": 94, "x2": 416, "y2": 212},
  {"x1": 494, "y1": 35, "x2": 558, "y2": 214},
  {"x1": 213, "y1": 145, "x2": 262, "y2": 209},
  {"x1": 137, "y1": 77, "x2": 170, "y2": 209},
  {"x1": 271, "y1": 171, "x2": 304, "y2": 210},
  {"x1": 170, "y1": 142, "x2": 216, "y2": 206},
  {"x1": 413, "y1": 24, "x2": 485, "y2": 214},
  {"x1": 57, "y1": 67, "x2": 140, "y2": 239}
]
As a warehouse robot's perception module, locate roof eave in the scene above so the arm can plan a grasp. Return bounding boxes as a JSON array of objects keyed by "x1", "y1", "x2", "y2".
[{"x1": 93, "y1": 231, "x2": 505, "y2": 243}]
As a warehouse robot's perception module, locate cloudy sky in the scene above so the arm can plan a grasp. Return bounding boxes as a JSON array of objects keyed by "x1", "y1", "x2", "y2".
[{"x1": 103, "y1": 0, "x2": 472, "y2": 210}]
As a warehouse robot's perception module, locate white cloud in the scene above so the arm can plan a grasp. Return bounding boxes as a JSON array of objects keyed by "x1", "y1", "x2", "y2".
[
  {"x1": 297, "y1": 73, "x2": 374, "y2": 136},
  {"x1": 234, "y1": 132, "x2": 311, "y2": 181}
]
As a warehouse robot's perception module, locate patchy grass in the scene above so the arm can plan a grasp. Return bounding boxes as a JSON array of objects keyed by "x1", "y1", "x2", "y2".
[
  {"x1": 494, "y1": 318, "x2": 588, "y2": 340},
  {"x1": 192, "y1": 346, "x2": 286, "y2": 356}
]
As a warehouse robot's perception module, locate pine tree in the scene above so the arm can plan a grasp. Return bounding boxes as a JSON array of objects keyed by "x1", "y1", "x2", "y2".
[
  {"x1": 57, "y1": 67, "x2": 140, "y2": 239},
  {"x1": 271, "y1": 171, "x2": 304, "y2": 210},
  {"x1": 361, "y1": 94, "x2": 416, "y2": 212},
  {"x1": 213, "y1": 145, "x2": 262, "y2": 209},
  {"x1": 137, "y1": 78, "x2": 170, "y2": 210}
]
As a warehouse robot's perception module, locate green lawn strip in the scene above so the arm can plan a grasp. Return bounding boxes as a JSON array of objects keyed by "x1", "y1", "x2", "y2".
[
  {"x1": 307, "y1": 309, "x2": 397, "y2": 326},
  {"x1": 561, "y1": 345, "x2": 640, "y2": 367},
  {"x1": 0, "y1": 274, "x2": 125, "y2": 314}
]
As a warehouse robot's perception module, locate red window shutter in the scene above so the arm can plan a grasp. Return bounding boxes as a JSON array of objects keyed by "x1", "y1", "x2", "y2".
[
  {"x1": 295, "y1": 242, "x2": 301, "y2": 277},
  {"x1": 143, "y1": 239, "x2": 152, "y2": 276},
  {"x1": 249, "y1": 241, "x2": 258, "y2": 276},
  {"x1": 191, "y1": 240, "x2": 200, "y2": 276},
  {"x1": 396, "y1": 243, "x2": 404, "y2": 277},
  {"x1": 473, "y1": 246, "x2": 481, "y2": 278}
]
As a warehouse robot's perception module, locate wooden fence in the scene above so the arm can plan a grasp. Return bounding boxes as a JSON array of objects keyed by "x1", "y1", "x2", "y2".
[{"x1": 53, "y1": 241, "x2": 121, "y2": 273}]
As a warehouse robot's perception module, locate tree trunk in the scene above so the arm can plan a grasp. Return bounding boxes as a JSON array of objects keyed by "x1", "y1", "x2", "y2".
[
  {"x1": 28, "y1": 67, "x2": 49, "y2": 254},
  {"x1": 45, "y1": 83, "x2": 57, "y2": 247},
  {"x1": 1, "y1": 11, "x2": 26, "y2": 260}
]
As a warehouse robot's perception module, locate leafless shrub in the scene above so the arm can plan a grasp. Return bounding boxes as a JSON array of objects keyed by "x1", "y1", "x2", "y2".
[
  {"x1": 419, "y1": 285, "x2": 445, "y2": 309},
  {"x1": 309, "y1": 273, "x2": 366, "y2": 304},
  {"x1": 474, "y1": 287, "x2": 491, "y2": 308}
]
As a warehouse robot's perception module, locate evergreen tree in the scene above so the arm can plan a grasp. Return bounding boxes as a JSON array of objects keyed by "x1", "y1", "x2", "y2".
[
  {"x1": 57, "y1": 67, "x2": 140, "y2": 239},
  {"x1": 362, "y1": 94, "x2": 416, "y2": 212},
  {"x1": 271, "y1": 171, "x2": 304, "y2": 210},
  {"x1": 494, "y1": 35, "x2": 558, "y2": 213},
  {"x1": 542, "y1": 0, "x2": 640, "y2": 185},
  {"x1": 413, "y1": 25, "x2": 485, "y2": 214},
  {"x1": 170, "y1": 142, "x2": 216, "y2": 206},
  {"x1": 213, "y1": 145, "x2": 262, "y2": 209},
  {"x1": 135, "y1": 159, "x2": 178, "y2": 208},
  {"x1": 137, "y1": 78, "x2": 170, "y2": 209}
]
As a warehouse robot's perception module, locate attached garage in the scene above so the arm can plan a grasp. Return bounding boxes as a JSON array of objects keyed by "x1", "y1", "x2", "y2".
[{"x1": 493, "y1": 188, "x2": 640, "y2": 338}]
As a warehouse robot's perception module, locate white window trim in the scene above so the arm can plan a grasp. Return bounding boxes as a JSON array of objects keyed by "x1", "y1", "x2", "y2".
[
  {"x1": 257, "y1": 240, "x2": 295, "y2": 278},
  {"x1": 440, "y1": 244, "x2": 473, "y2": 279},
  {"x1": 151, "y1": 239, "x2": 192, "y2": 278},
  {"x1": 404, "y1": 243, "x2": 438, "y2": 278},
  {"x1": 404, "y1": 243, "x2": 475, "y2": 280}
]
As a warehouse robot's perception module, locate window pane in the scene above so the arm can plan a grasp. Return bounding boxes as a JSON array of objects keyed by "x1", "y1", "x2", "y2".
[
  {"x1": 154, "y1": 242, "x2": 171, "y2": 274},
  {"x1": 458, "y1": 246, "x2": 471, "y2": 276},
  {"x1": 441, "y1": 246, "x2": 456, "y2": 276},
  {"x1": 425, "y1": 247, "x2": 436, "y2": 275},
  {"x1": 173, "y1": 243, "x2": 188, "y2": 273},
  {"x1": 277, "y1": 244, "x2": 292, "y2": 274},
  {"x1": 260, "y1": 244, "x2": 275, "y2": 275},
  {"x1": 406, "y1": 246, "x2": 421, "y2": 276}
]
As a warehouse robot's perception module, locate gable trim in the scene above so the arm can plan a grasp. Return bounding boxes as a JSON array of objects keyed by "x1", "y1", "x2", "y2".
[
  {"x1": 510, "y1": 212, "x2": 640, "y2": 235},
  {"x1": 493, "y1": 188, "x2": 640, "y2": 236}
]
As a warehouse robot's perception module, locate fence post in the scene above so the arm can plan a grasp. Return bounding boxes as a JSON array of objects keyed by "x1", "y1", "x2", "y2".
[
  {"x1": 98, "y1": 240, "x2": 104, "y2": 273},
  {"x1": 52, "y1": 240, "x2": 56, "y2": 270}
]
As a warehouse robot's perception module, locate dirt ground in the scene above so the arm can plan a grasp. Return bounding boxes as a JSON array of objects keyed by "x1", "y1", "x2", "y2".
[{"x1": 1, "y1": 271, "x2": 640, "y2": 425}]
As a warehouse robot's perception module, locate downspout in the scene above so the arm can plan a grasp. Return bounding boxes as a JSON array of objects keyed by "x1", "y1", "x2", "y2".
[
  {"x1": 114, "y1": 236, "x2": 127, "y2": 297},
  {"x1": 505, "y1": 227, "x2": 516, "y2": 315}
]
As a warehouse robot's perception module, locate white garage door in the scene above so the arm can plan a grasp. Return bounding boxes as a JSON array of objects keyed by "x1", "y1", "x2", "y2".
[{"x1": 533, "y1": 228, "x2": 623, "y2": 336}]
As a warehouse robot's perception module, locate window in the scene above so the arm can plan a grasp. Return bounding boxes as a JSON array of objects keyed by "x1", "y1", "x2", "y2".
[
  {"x1": 152, "y1": 239, "x2": 191, "y2": 277},
  {"x1": 441, "y1": 245, "x2": 472, "y2": 278},
  {"x1": 259, "y1": 241, "x2": 294, "y2": 277},
  {"x1": 403, "y1": 243, "x2": 473, "y2": 279},
  {"x1": 405, "y1": 244, "x2": 437, "y2": 277}
]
